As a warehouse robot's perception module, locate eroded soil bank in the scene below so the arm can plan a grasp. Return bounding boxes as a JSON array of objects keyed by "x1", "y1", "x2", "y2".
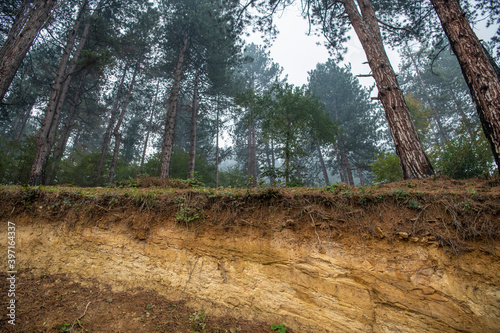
[{"x1": 1, "y1": 178, "x2": 499, "y2": 332}]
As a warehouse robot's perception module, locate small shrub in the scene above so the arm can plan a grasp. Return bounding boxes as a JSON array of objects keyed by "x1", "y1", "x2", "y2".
[
  {"x1": 431, "y1": 134, "x2": 493, "y2": 179},
  {"x1": 370, "y1": 152, "x2": 403, "y2": 183},
  {"x1": 271, "y1": 324, "x2": 287, "y2": 333}
]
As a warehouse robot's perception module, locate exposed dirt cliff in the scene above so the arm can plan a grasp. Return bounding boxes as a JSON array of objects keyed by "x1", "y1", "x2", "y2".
[{"x1": 1, "y1": 177, "x2": 499, "y2": 332}]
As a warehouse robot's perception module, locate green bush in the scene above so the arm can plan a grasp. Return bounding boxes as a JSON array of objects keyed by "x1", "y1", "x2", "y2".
[
  {"x1": 370, "y1": 152, "x2": 403, "y2": 183},
  {"x1": 432, "y1": 135, "x2": 493, "y2": 179}
]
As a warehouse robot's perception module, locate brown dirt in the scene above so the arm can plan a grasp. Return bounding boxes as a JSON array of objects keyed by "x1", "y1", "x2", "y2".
[
  {"x1": 0, "y1": 272, "x2": 282, "y2": 333},
  {"x1": 0, "y1": 176, "x2": 499, "y2": 332}
]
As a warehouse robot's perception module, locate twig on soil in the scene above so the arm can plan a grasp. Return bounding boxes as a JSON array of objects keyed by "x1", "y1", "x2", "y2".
[
  {"x1": 71, "y1": 301, "x2": 91, "y2": 331},
  {"x1": 309, "y1": 214, "x2": 322, "y2": 248}
]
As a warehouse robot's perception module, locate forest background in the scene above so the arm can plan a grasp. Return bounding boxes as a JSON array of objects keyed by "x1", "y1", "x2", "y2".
[{"x1": 1, "y1": 0, "x2": 499, "y2": 188}]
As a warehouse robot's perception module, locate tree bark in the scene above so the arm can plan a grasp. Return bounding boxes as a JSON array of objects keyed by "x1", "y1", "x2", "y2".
[
  {"x1": 408, "y1": 50, "x2": 449, "y2": 144},
  {"x1": 430, "y1": 0, "x2": 500, "y2": 171},
  {"x1": 94, "y1": 65, "x2": 128, "y2": 186},
  {"x1": 108, "y1": 54, "x2": 142, "y2": 184},
  {"x1": 339, "y1": 140, "x2": 354, "y2": 185},
  {"x1": 215, "y1": 101, "x2": 220, "y2": 188},
  {"x1": 0, "y1": 0, "x2": 57, "y2": 103},
  {"x1": 187, "y1": 69, "x2": 200, "y2": 179},
  {"x1": 337, "y1": 148, "x2": 347, "y2": 184},
  {"x1": 342, "y1": 0, "x2": 434, "y2": 179},
  {"x1": 46, "y1": 74, "x2": 86, "y2": 184},
  {"x1": 28, "y1": 0, "x2": 89, "y2": 185},
  {"x1": 140, "y1": 79, "x2": 160, "y2": 174},
  {"x1": 317, "y1": 144, "x2": 330, "y2": 186},
  {"x1": 160, "y1": 32, "x2": 189, "y2": 179}
]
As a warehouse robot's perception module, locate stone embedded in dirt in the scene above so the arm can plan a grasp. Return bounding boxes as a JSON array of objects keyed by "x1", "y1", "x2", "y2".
[
  {"x1": 397, "y1": 231, "x2": 409, "y2": 240},
  {"x1": 376, "y1": 227, "x2": 385, "y2": 239}
]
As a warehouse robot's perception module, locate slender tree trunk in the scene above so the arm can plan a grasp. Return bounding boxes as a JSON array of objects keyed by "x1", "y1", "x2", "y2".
[
  {"x1": 265, "y1": 139, "x2": 276, "y2": 185},
  {"x1": 337, "y1": 148, "x2": 347, "y2": 184},
  {"x1": 160, "y1": 32, "x2": 189, "y2": 179},
  {"x1": 339, "y1": 140, "x2": 354, "y2": 185},
  {"x1": 447, "y1": 86, "x2": 477, "y2": 146},
  {"x1": 247, "y1": 111, "x2": 257, "y2": 184},
  {"x1": 430, "y1": 0, "x2": 500, "y2": 171},
  {"x1": 0, "y1": 0, "x2": 58, "y2": 102},
  {"x1": 317, "y1": 144, "x2": 330, "y2": 186},
  {"x1": 408, "y1": 50, "x2": 449, "y2": 143},
  {"x1": 187, "y1": 69, "x2": 200, "y2": 179},
  {"x1": 215, "y1": 102, "x2": 220, "y2": 188},
  {"x1": 108, "y1": 54, "x2": 142, "y2": 184},
  {"x1": 46, "y1": 75, "x2": 85, "y2": 184},
  {"x1": 10, "y1": 102, "x2": 32, "y2": 141},
  {"x1": 343, "y1": 0, "x2": 434, "y2": 179},
  {"x1": 140, "y1": 79, "x2": 160, "y2": 174},
  {"x1": 28, "y1": 0, "x2": 88, "y2": 185},
  {"x1": 355, "y1": 160, "x2": 366, "y2": 187},
  {"x1": 94, "y1": 66, "x2": 128, "y2": 185}
]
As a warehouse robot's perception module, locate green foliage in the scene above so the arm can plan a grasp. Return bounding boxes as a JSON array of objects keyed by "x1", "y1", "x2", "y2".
[
  {"x1": 370, "y1": 152, "x2": 404, "y2": 183},
  {"x1": 218, "y1": 165, "x2": 248, "y2": 188},
  {"x1": 0, "y1": 135, "x2": 37, "y2": 184},
  {"x1": 405, "y1": 94, "x2": 432, "y2": 146},
  {"x1": 175, "y1": 203, "x2": 203, "y2": 224},
  {"x1": 189, "y1": 309, "x2": 206, "y2": 332},
  {"x1": 431, "y1": 134, "x2": 493, "y2": 179},
  {"x1": 271, "y1": 324, "x2": 287, "y2": 333}
]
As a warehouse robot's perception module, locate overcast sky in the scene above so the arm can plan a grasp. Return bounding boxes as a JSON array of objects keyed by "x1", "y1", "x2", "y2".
[{"x1": 245, "y1": 4, "x2": 497, "y2": 90}]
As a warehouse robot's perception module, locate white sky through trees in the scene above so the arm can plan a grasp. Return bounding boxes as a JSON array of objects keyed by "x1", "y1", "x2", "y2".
[{"x1": 244, "y1": 3, "x2": 498, "y2": 90}]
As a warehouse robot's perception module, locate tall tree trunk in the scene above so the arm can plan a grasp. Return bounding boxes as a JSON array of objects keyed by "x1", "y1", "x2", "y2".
[
  {"x1": 317, "y1": 144, "x2": 330, "y2": 186},
  {"x1": 430, "y1": 0, "x2": 500, "y2": 171},
  {"x1": 108, "y1": 54, "x2": 142, "y2": 185},
  {"x1": 94, "y1": 65, "x2": 128, "y2": 186},
  {"x1": 10, "y1": 103, "x2": 33, "y2": 141},
  {"x1": 337, "y1": 148, "x2": 347, "y2": 184},
  {"x1": 28, "y1": 0, "x2": 89, "y2": 185},
  {"x1": 160, "y1": 32, "x2": 189, "y2": 179},
  {"x1": 355, "y1": 160, "x2": 366, "y2": 187},
  {"x1": 408, "y1": 50, "x2": 449, "y2": 143},
  {"x1": 247, "y1": 110, "x2": 257, "y2": 185},
  {"x1": 339, "y1": 140, "x2": 354, "y2": 185},
  {"x1": 265, "y1": 139, "x2": 276, "y2": 185},
  {"x1": 447, "y1": 86, "x2": 477, "y2": 147},
  {"x1": 343, "y1": 0, "x2": 434, "y2": 179},
  {"x1": 187, "y1": 69, "x2": 200, "y2": 179},
  {"x1": 46, "y1": 74, "x2": 85, "y2": 184},
  {"x1": 215, "y1": 101, "x2": 220, "y2": 188},
  {"x1": 140, "y1": 79, "x2": 160, "y2": 174},
  {"x1": 0, "y1": 0, "x2": 57, "y2": 102}
]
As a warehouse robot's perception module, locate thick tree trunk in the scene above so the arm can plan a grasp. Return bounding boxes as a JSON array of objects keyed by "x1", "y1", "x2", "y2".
[
  {"x1": 0, "y1": 0, "x2": 57, "y2": 102},
  {"x1": 343, "y1": 0, "x2": 434, "y2": 179},
  {"x1": 94, "y1": 66, "x2": 128, "y2": 185},
  {"x1": 430, "y1": 0, "x2": 500, "y2": 171},
  {"x1": 140, "y1": 80, "x2": 160, "y2": 174},
  {"x1": 108, "y1": 54, "x2": 142, "y2": 184},
  {"x1": 409, "y1": 51, "x2": 449, "y2": 144},
  {"x1": 160, "y1": 32, "x2": 189, "y2": 179},
  {"x1": 187, "y1": 69, "x2": 200, "y2": 179},
  {"x1": 317, "y1": 144, "x2": 330, "y2": 186},
  {"x1": 28, "y1": 0, "x2": 88, "y2": 185},
  {"x1": 46, "y1": 75, "x2": 85, "y2": 184}
]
